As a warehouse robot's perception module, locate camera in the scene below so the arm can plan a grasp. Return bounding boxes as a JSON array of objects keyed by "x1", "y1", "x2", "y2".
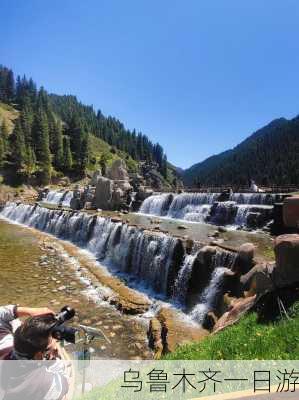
[{"x1": 51, "y1": 306, "x2": 77, "y2": 344}]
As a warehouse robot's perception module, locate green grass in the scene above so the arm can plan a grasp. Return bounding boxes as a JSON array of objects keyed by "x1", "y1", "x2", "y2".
[
  {"x1": 0, "y1": 102, "x2": 19, "y2": 134},
  {"x1": 164, "y1": 309, "x2": 299, "y2": 360},
  {"x1": 88, "y1": 134, "x2": 138, "y2": 173}
]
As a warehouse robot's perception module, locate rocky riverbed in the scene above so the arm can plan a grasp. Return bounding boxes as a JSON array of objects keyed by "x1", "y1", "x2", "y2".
[{"x1": 0, "y1": 219, "x2": 152, "y2": 359}]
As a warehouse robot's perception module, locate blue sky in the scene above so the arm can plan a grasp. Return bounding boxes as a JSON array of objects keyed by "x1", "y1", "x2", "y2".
[{"x1": 1, "y1": 0, "x2": 299, "y2": 168}]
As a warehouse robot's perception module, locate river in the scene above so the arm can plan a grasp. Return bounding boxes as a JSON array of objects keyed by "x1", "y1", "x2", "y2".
[{"x1": 0, "y1": 218, "x2": 152, "y2": 359}]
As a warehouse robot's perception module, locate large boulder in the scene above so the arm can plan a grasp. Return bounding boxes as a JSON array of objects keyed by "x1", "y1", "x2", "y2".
[
  {"x1": 107, "y1": 159, "x2": 129, "y2": 181},
  {"x1": 111, "y1": 188, "x2": 124, "y2": 210},
  {"x1": 137, "y1": 186, "x2": 154, "y2": 201},
  {"x1": 233, "y1": 243, "x2": 256, "y2": 275},
  {"x1": 90, "y1": 169, "x2": 102, "y2": 186},
  {"x1": 240, "y1": 262, "x2": 275, "y2": 296},
  {"x1": 213, "y1": 295, "x2": 257, "y2": 334},
  {"x1": 283, "y1": 196, "x2": 299, "y2": 228},
  {"x1": 93, "y1": 176, "x2": 113, "y2": 210},
  {"x1": 273, "y1": 234, "x2": 299, "y2": 287}
]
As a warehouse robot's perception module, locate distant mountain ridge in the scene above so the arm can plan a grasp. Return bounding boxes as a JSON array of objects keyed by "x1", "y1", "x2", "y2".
[{"x1": 182, "y1": 116, "x2": 299, "y2": 186}]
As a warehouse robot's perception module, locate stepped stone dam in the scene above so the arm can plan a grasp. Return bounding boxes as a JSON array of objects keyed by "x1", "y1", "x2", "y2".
[
  {"x1": 1, "y1": 201, "x2": 299, "y2": 355},
  {"x1": 1, "y1": 202, "x2": 242, "y2": 324},
  {"x1": 139, "y1": 192, "x2": 284, "y2": 229}
]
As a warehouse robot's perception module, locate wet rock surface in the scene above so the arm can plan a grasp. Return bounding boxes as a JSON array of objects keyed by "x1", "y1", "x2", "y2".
[{"x1": 148, "y1": 307, "x2": 209, "y2": 358}]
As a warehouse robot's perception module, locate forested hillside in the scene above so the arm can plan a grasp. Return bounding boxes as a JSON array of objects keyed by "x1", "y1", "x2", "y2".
[
  {"x1": 183, "y1": 117, "x2": 299, "y2": 186},
  {"x1": 0, "y1": 65, "x2": 168, "y2": 185}
]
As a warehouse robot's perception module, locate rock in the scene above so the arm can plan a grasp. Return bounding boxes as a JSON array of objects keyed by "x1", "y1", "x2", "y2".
[
  {"x1": 213, "y1": 295, "x2": 257, "y2": 334},
  {"x1": 283, "y1": 196, "x2": 299, "y2": 228},
  {"x1": 202, "y1": 311, "x2": 218, "y2": 331},
  {"x1": 217, "y1": 190, "x2": 232, "y2": 202},
  {"x1": 218, "y1": 226, "x2": 227, "y2": 233},
  {"x1": 111, "y1": 217, "x2": 122, "y2": 223},
  {"x1": 273, "y1": 234, "x2": 299, "y2": 287},
  {"x1": 90, "y1": 169, "x2": 102, "y2": 186},
  {"x1": 82, "y1": 319, "x2": 92, "y2": 325},
  {"x1": 70, "y1": 197, "x2": 82, "y2": 210},
  {"x1": 58, "y1": 285, "x2": 66, "y2": 291},
  {"x1": 240, "y1": 262, "x2": 275, "y2": 296},
  {"x1": 93, "y1": 176, "x2": 113, "y2": 210},
  {"x1": 152, "y1": 308, "x2": 208, "y2": 357},
  {"x1": 111, "y1": 188, "x2": 124, "y2": 210},
  {"x1": 233, "y1": 242, "x2": 256, "y2": 275},
  {"x1": 107, "y1": 159, "x2": 129, "y2": 181},
  {"x1": 177, "y1": 225, "x2": 187, "y2": 230},
  {"x1": 137, "y1": 186, "x2": 154, "y2": 201},
  {"x1": 209, "y1": 201, "x2": 237, "y2": 225}
]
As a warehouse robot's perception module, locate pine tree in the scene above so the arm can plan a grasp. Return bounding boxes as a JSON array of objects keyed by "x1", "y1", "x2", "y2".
[
  {"x1": 63, "y1": 136, "x2": 73, "y2": 171},
  {"x1": 0, "y1": 137, "x2": 4, "y2": 168},
  {"x1": 161, "y1": 154, "x2": 168, "y2": 178},
  {"x1": 9, "y1": 119, "x2": 27, "y2": 171},
  {"x1": 6, "y1": 69, "x2": 15, "y2": 102},
  {"x1": 24, "y1": 145, "x2": 36, "y2": 176},
  {"x1": 52, "y1": 120, "x2": 64, "y2": 170},
  {"x1": 32, "y1": 110, "x2": 51, "y2": 184},
  {"x1": 1, "y1": 120, "x2": 10, "y2": 152},
  {"x1": 79, "y1": 133, "x2": 90, "y2": 175}
]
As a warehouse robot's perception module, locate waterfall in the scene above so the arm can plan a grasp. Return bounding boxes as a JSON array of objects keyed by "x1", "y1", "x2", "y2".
[
  {"x1": 139, "y1": 193, "x2": 173, "y2": 216},
  {"x1": 190, "y1": 248, "x2": 236, "y2": 324},
  {"x1": 139, "y1": 192, "x2": 278, "y2": 228},
  {"x1": 190, "y1": 267, "x2": 230, "y2": 324},
  {"x1": 229, "y1": 193, "x2": 279, "y2": 205},
  {"x1": 43, "y1": 190, "x2": 65, "y2": 205},
  {"x1": 139, "y1": 192, "x2": 218, "y2": 221},
  {"x1": 1, "y1": 202, "x2": 238, "y2": 323},
  {"x1": 234, "y1": 205, "x2": 250, "y2": 226},
  {"x1": 0, "y1": 202, "x2": 179, "y2": 298},
  {"x1": 61, "y1": 191, "x2": 73, "y2": 207},
  {"x1": 173, "y1": 253, "x2": 197, "y2": 304},
  {"x1": 42, "y1": 190, "x2": 73, "y2": 207}
]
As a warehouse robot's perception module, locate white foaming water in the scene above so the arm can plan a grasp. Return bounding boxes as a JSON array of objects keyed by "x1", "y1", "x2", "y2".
[
  {"x1": 139, "y1": 192, "x2": 219, "y2": 222},
  {"x1": 139, "y1": 192, "x2": 278, "y2": 228},
  {"x1": 43, "y1": 190, "x2": 65, "y2": 205},
  {"x1": 190, "y1": 267, "x2": 230, "y2": 324},
  {"x1": 42, "y1": 190, "x2": 73, "y2": 207},
  {"x1": 61, "y1": 191, "x2": 73, "y2": 207},
  {"x1": 1, "y1": 202, "x2": 239, "y2": 325},
  {"x1": 229, "y1": 193, "x2": 273, "y2": 205},
  {"x1": 173, "y1": 253, "x2": 197, "y2": 304},
  {"x1": 234, "y1": 205, "x2": 250, "y2": 227},
  {"x1": 139, "y1": 193, "x2": 173, "y2": 216}
]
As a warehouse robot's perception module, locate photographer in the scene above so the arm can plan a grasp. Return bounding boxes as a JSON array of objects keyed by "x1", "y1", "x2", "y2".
[{"x1": 0, "y1": 304, "x2": 70, "y2": 400}]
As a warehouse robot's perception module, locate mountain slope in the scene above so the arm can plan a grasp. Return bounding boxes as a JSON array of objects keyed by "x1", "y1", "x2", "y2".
[{"x1": 183, "y1": 117, "x2": 299, "y2": 186}]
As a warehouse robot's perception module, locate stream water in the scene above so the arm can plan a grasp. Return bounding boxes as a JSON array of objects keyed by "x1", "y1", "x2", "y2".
[{"x1": 0, "y1": 219, "x2": 152, "y2": 359}]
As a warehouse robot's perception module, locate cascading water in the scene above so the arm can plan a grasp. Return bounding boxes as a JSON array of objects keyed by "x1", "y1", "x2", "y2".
[
  {"x1": 139, "y1": 192, "x2": 279, "y2": 229},
  {"x1": 1, "y1": 202, "x2": 238, "y2": 324},
  {"x1": 0, "y1": 202, "x2": 179, "y2": 298},
  {"x1": 190, "y1": 267, "x2": 230, "y2": 324},
  {"x1": 42, "y1": 190, "x2": 73, "y2": 207},
  {"x1": 139, "y1": 193, "x2": 218, "y2": 221},
  {"x1": 139, "y1": 193, "x2": 173, "y2": 216},
  {"x1": 61, "y1": 191, "x2": 73, "y2": 207},
  {"x1": 190, "y1": 249, "x2": 236, "y2": 324},
  {"x1": 43, "y1": 190, "x2": 65, "y2": 205},
  {"x1": 173, "y1": 252, "x2": 198, "y2": 304}
]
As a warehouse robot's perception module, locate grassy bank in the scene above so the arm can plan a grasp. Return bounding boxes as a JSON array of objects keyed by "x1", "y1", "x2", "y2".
[{"x1": 164, "y1": 305, "x2": 299, "y2": 360}]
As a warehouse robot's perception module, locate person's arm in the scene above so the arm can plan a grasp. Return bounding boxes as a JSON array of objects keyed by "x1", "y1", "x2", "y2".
[
  {"x1": 0, "y1": 305, "x2": 54, "y2": 330},
  {"x1": 15, "y1": 306, "x2": 55, "y2": 318}
]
